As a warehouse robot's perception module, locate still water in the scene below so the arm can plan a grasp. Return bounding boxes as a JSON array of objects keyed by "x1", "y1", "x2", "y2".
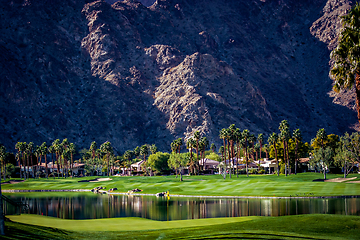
[{"x1": 4, "y1": 193, "x2": 360, "y2": 221}]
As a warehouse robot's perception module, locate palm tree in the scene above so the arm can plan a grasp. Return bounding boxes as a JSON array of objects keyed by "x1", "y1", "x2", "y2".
[
  {"x1": 100, "y1": 141, "x2": 114, "y2": 176},
  {"x1": 0, "y1": 145, "x2": 7, "y2": 181},
  {"x1": 199, "y1": 137, "x2": 209, "y2": 170},
  {"x1": 219, "y1": 128, "x2": 228, "y2": 173},
  {"x1": 193, "y1": 131, "x2": 201, "y2": 165},
  {"x1": 228, "y1": 124, "x2": 237, "y2": 176},
  {"x1": 124, "y1": 150, "x2": 134, "y2": 175},
  {"x1": 248, "y1": 134, "x2": 256, "y2": 162},
  {"x1": 234, "y1": 128, "x2": 242, "y2": 177},
  {"x1": 140, "y1": 144, "x2": 149, "y2": 163},
  {"x1": 210, "y1": 143, "x2": 216, "y2": 153},
  {"x1": 316, "y1": 128, "x2": 327, "y2": 148},
  {"x1": 330, "y1": 2, "x2": 360, "y2": 125},
  {"x1": 186, "y1": 138, "x2": 196, "y2": 175},
  {"x1": 254, "y1": 143, "x2": 260, "y2": 164},
  {"x1": 15, "y1": 142, "x2": 24, "y2": 179},
  {"x1": 263, "y1": 144, "x2": 269, "y2": 159},
  {"x1": 279, "y1": 120, "x2": 290, "y2": 176},
  {"x1": 52, "y1": 139, "x2": 61, "y2": 178},
  {"x1": 40, "y1": 142, "x2": 48, "y2": 179},
  {"x1": 34, "y1": 145, "x2": 42, "y2": 178},
  {"x1": 0, "y1": 145, "x2": 5, "y2": 235},
  {"x1": 48, "y1": 145, "x2": 55, "y2": 178},
  {"x1": 150, "y1": 144, "x2": 158, "y2": 155},
  {"x1": 61, "y1": 139, "x2": 70, "y2": 177},
  {"x1": 69, "y1": 143, "x2": 76, "y2": 177},
  {"x1": 316, "y1": 128, "x2": 328, "y2": 177},
  {"x1": 26, "y1": 142, "x2": 34, "y2": 179},
  {"x1": 293, "y1": 129, "x2": 302, "y2": 175},
  {"x1": 257, "y1": 133, "x2": 264, "y2": 163},
  {"x1": 268, "y1": 133, "x2": 279, "y2": 176},
  {"x1": 242, "y1": 129, "x2": 250, "y2": 177}
]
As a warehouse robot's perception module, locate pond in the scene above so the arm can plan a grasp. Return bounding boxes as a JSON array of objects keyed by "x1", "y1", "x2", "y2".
[{"x1": 3, "y1": 193, "x2": 360, "y2": 221}]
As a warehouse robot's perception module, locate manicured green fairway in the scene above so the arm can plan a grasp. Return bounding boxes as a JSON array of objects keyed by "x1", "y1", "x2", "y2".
[
  {"x1": 2, "y1": 173, "x2": 360, "y2": 197},
  {"x1": 4, "y1": 214, "x2": 360, "y2": 239}
]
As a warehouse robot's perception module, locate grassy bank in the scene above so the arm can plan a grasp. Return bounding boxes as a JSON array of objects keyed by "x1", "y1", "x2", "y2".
[
  {"x1": 2, "y1": 173, "x2": 360, "y2": 197},
  {"x1": 3, "y1": 214, "x2": 360, "y2": 239}
]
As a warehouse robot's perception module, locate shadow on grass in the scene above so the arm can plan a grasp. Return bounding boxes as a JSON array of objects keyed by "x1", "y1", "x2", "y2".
[
  {"x1": 4, "y1": 218, "x2": 72, "y2": 240},
  {"x1": 187, "y1": 232, "x2": 324, "y2": 239}
]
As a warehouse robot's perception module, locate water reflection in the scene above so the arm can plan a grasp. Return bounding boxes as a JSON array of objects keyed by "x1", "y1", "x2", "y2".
[{"x1": 4, "y1": 194, "x2": 360, "y2": 221}]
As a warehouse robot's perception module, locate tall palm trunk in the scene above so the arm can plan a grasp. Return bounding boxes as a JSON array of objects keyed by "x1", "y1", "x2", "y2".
[
  {"x1": 244, "y1": 146, "x2": 248, "y2": 177},
  {"x1": 274, "y1": 144, "x2": 279, "y2": 176},
  {"x1": 356, "y1": 73, "x2": 360, "y2": 125},
  {"x1": 283, "y1": 140, "x2": 287, "y2": 176},
  {"x1": 0, "y1": 168, "x2": 5, "y2": 235},
  {"x1": 236, "y1": 142, "x2": 240, "y2": 177},
  {"x1": 26, "y1": 154, "x2": 30, "y2": 179},
  {"x1": 56, "y1": 153, "x2": 60, "y2": 178},
  {"x1": 231, "y1": 141, "x2": 235, "y2": 175},
  {"x1": 107, "y1": 154, "x2": 110, "y2": 177},
  {"x1": 45, "y1": 154, "x2": 48, "y2": 179},
  {"x1": 22, "y1": 154, "x2": 26, "y2": 180},
  {"x1": 286, "y1": 142, "x2": 290, "y2": 175},
  {"x1": 294, "y1": 140, "x2": 299, "y2": 175},
  {"x1": 227, "y1": 139, "x2": 231, "y2": 178}
]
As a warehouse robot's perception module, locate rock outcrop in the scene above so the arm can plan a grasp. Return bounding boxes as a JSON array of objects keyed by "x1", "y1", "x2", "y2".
[{"x1": 0, "y1": 0, "x2": 358, "y2": 153}]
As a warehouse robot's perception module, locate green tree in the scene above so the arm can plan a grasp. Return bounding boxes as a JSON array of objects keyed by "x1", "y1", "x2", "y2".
[
  {"x1": 335, "y1": 132, "x2": 359, "y2": 178},
  {"x1": 205, "y1": 152, "x2": 221, "y2": 162},
  {"x1": 330, "y1": 2, "x2": 360, "y2": 124},
  {"x1": 311, "y1": 147, "x2": 333, "y2": 180},
  {"x1": 147, "y1": 152, "x2": 170, "y2": 174},
  {"x1": 168, "y1": 152, "x2": 190, "y2": 181}
]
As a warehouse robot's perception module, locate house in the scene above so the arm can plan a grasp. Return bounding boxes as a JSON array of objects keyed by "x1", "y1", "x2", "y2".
[
  {"x1": 130, "y1": 160, "x2": 145, "y2": 173},
  {"x1": 198, "y1": 158, "x2": 220, "y2": 174},
  {"x1": 260, "y1": 159, "x2": 279, "y2": 174}
]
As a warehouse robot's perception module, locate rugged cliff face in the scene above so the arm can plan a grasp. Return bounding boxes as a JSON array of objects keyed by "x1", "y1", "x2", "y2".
[{"x1": 0, "y1": 0, "x2": 357, "y2": 153}]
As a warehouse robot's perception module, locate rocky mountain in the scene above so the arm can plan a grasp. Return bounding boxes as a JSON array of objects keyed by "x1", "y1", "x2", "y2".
[{"x1": 0, "y1": 0, "x2": 357, "y2": 153}]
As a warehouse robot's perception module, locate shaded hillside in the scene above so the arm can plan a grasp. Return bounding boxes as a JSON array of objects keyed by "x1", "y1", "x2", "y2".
[{"x1": 0, "y1": 0, "x2": 356, "y2": 153}]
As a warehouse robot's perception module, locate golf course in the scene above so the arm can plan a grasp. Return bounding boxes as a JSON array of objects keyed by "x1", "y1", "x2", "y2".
[
  {"x1": 2, "y1": 173, "x2": 360, "y2": 239},
  {"x1": 2, "y1": 173, "x2": 360, "y2": 197}
]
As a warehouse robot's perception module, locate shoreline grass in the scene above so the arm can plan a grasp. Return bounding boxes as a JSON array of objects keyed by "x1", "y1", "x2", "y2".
[
  {"x1": 2, "y1": 173, "x2": 360, "y2": 197},
  {"x1": 3, "y1": 214, "x2": 360, "y2": 239}
]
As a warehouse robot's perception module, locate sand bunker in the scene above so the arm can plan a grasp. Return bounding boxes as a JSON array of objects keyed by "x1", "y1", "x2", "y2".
[
  {"x1": 325, "y1": 177, "x2": 357, "y2": 182},
  {"x1": 89, "y1": 178, "x2": 112, "y2": 183},
  {"x1": 1, "y1": 180, "x2": 24, "y2": 185}
]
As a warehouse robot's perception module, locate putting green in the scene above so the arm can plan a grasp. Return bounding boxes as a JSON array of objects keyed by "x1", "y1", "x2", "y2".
[{"x1": 7, "y1": 214, "x2": 256, "y2": 231}]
